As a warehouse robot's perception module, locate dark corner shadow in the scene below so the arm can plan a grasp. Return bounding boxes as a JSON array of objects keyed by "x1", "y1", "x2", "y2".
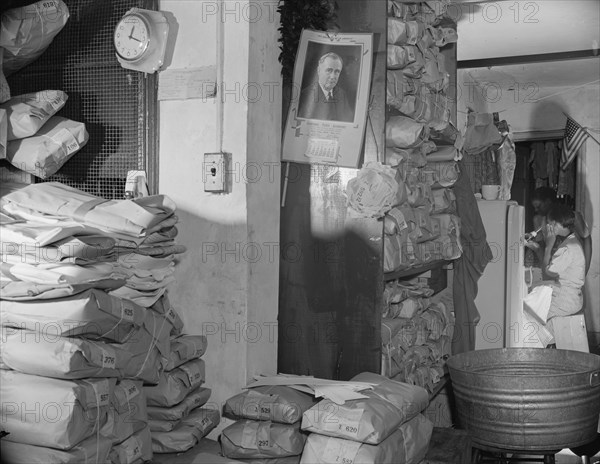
[
  {"x1": 278, "y1": 162, "x2": 381, "y2": 380},
  {"x1": 529, "y1": 98, "x2": 567, "y2": 134}
]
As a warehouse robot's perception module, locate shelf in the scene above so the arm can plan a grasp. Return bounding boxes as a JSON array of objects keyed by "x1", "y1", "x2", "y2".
[
  {"x1": 384, "y1": 260, "x2": 448, "y2": 281},
  {"x1": 429, "y1": 373, "x2": 449, "y2": 401}
]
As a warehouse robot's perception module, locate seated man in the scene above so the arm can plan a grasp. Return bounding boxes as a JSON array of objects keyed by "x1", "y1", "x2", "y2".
[
  {"x1": 528, "y1": 186, "x2": 592, "y2": 276},
  {"x1": 524, "y1": 204, "x2": 586, "y2": 346}
]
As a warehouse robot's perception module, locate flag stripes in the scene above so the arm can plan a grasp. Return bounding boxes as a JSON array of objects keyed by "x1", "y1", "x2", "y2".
[{"x1": 561, "y1": 116, "x2": 589, "y2": 170}]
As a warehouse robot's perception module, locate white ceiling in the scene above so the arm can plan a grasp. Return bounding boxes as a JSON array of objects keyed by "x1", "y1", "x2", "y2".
[
  {"x1": 457, "y1": 0, "x2": 599, "y2": 61},
  {"x1": 464, "y1": 58, "x2": 600, "y2": 88},
  {"x1": 457, "y1": 0, "x2": 600, "y2": 88}
]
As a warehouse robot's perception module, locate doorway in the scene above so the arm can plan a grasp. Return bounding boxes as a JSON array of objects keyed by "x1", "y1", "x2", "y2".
[{"x1": 511, "y1": 138, "x2": 577, "y2": 233}]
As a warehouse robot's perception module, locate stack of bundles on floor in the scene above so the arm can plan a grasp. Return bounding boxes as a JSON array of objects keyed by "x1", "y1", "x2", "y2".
[
  {"x1": 300, "y1": 372, "x2": 433, "y2": 464},
  {"x1": 0, "y1": 182, "x2": 186, "y2": 308},
  {"x1": 220, "y1": 385, "x2": 319, "y2": 463},
  {"x1": 0, "y1": 181, "x2": 189, "y2": 463},
  {"x1": 0, "y1": 289, "x2": 173, "y2": 384},
  {"x1": 0, "y1": 435, "x2": 113, "y2": 464},
  {"x1": 1, "y1": 373, "x2": 116, "y2": 451},
  {"x1": 104, "y1": 379, "x2": 152, "y2": 463},
  {"x1": 381, "y1": 281, "x2": 454, "y2": 391},
  {"x1": 147, "y1": 387, "x2": 217, "y2": 454},
  {"x1": 148, "y1": 334, "x2": 219, "y2": 454},
  {"x1": 0, "y1": 372, "x2": 153, "y2": 464}
]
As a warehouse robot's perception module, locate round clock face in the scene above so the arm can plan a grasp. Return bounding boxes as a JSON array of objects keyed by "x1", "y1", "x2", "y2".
[{"x1": 114, "y1": 14, "x2": 150, "y2": 61}]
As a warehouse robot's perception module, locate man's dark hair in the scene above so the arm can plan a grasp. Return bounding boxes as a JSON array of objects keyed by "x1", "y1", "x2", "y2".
[
  {"x1": 548, "y1": 203, "x2": 575, "y2": 231},
  {"x1": 532, "y1": 187, "x2": 557, "y2": 203}
]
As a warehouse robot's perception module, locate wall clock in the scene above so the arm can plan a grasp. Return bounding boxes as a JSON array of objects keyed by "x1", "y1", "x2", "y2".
[{"x1": 114, "y1": 8, "x2": 170, "y2": 73}]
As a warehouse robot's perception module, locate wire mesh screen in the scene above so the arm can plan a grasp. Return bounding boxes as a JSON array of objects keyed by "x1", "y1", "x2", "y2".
[{"x1": 6, "y1": 0, "x2": 157, "y2": 199}]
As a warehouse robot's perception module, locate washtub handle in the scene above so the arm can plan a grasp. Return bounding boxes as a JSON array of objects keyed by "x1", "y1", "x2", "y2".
[{"x1": 591, "y1": 371, "x2": 600, "y2": 387}]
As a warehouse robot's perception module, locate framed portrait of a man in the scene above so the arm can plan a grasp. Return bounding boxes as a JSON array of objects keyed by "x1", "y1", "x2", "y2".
[{"x1": 282, "y1": 30, "x2": 373, "y2": 168}]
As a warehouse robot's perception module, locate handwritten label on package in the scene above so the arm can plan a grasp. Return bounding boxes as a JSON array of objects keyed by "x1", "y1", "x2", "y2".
[
  {"x1": 120, "y1": 301, "x2": 135, "y2": 322},
  {"x1": 90, "y1": 379, "x2": 111, "y2": 407},
  {"x1": 165, "y1": 307, "x2": 178, "y2": 324},
  {"x1": 99, "y1": 346, "x2": 117, "y2": 369},
  {"x1": 29, "y1": 1, "x2": 59, "y2": 14},
  {"x1": 242, "y1": 390, "x2": 277, "y2": 420},
  {"x1": 51, "y1": 128, "x2": 80, "y2": 156},
  {"x1": 199, "y1": 415, "x2": 214, "y2": 433},
  {"x1": 322, "y1": 406, "x2": 363, "y2": 439},
  {"x1": 192, "y1": 340, "x2": 205, "y2": 357},
  {"x1": 322, "y1": 437, "x2": 361, "y2": 464},
  {"x1": 388, "y1": 208, "x2": 408, "y2": 231},
  {"x1": 123, "y1": 435, "x2": 143, "y2": 464},
  {"x1": 180, "y1": 361, "x2": 203, "y2": 388},
  {"x1": 124, "y1": 382, "x2": 140, "y2": 402}
]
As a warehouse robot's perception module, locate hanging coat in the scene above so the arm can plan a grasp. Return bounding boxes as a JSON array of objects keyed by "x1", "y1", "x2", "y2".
[{"x1": 451, "y1": 160, "x2": 492, "y2": 354}]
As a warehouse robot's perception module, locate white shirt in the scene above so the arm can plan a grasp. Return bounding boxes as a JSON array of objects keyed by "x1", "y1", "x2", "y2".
[{"x1": 547, "y1": 233, "x2": 585, "y2": 289}]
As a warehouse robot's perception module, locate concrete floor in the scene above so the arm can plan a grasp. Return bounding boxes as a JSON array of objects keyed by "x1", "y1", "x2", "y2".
[
  {"x1": 153, "y1": 439, "x2": 600, "y2": 464},
  {"x1": 510, "y1": 449, "x2": 600, "y2": 464},
  {"x1": 152, "y1": 439, "x2": 232, "y2": 463}
]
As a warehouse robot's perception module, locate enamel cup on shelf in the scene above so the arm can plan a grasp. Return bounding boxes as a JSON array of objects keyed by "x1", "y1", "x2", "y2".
[{"x1": 481, "y1": 184, "x2": 500, "y2": 200}]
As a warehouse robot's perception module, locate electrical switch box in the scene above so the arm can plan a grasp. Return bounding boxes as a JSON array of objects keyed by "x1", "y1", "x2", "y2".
[{"x1": 203, "y1": 152, "x2": 227, "y2": 192}]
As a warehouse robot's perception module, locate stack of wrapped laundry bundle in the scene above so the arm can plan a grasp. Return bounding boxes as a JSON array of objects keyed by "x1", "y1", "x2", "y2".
[
  {"x1": 220, "y1": 385, "x2": 318, "y2": 463},
  {"x1": 380, "y1": 281, "x2": 454, "y2": 391},
  {"x1": 386, "y1": 0, "x2": 458, "y2": 145},
  {"x1": 300, "y1": 372, "x2": 433, "y2": 464},
  {"x1": 147, "y1": 333, "x2": 220, "y2": 454},
  {"x1": 0, "y1": 182, "x2": 185, "y2": 307},
  {"x1": 383, "y1": 0, "x2": 462, "y2": 272},
  {"x1": 0, "y1": 181, "x2": 189, "y2": 463},
  {"x1": 382, "y1": 150, "x2": 462, "y2": 272},
  {"x1": 0, "y1": 290, "x2": 159, "y2": 463},
  {"x1": 1, "y1": 1, "x2": 70, "y2": 77},
  {"x1": 1, "y1": 1, "x2": 79, "y2": 179}
]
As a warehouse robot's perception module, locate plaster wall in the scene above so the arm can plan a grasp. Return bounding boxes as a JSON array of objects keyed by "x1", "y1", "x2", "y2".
[
  {"x1": 456, "y1": 70, "x2": 491, "y2": 130},
  {"x1": 157, "y1": 0, "x2": 281, "y2": 436},
  {"x1": 246, "y1": 9, "x2": 282, "y2": 381}
]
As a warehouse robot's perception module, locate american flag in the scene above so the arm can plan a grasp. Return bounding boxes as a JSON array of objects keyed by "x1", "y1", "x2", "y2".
[{"x1": 561, "y1": 116, "x2": 589, "y2": 170}]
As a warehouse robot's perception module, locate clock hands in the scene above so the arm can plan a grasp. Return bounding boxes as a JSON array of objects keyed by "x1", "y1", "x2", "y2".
[{"x1": 128, "y1": 25, "x2": 142, "y2": 43}]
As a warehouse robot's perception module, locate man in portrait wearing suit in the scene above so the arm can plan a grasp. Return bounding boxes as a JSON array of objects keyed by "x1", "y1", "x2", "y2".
[{"x1": 297, "y1": 52, "x2": 354, "y2": 122}]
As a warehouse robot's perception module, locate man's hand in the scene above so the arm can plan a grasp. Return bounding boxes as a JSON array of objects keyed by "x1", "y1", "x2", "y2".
[{"x1": 545, "y1": 223, "x2": 556, "y2": 247}]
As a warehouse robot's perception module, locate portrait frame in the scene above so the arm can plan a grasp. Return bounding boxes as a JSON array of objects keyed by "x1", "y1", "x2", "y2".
[{"x1": 282, "y1": 30, "x2": 374, "y2": 168}]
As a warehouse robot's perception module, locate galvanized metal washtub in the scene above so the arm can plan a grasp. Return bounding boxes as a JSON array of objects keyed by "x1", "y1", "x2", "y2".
[{"x1": 447, "y1": 348, "x2": 600, "y2": 451}]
